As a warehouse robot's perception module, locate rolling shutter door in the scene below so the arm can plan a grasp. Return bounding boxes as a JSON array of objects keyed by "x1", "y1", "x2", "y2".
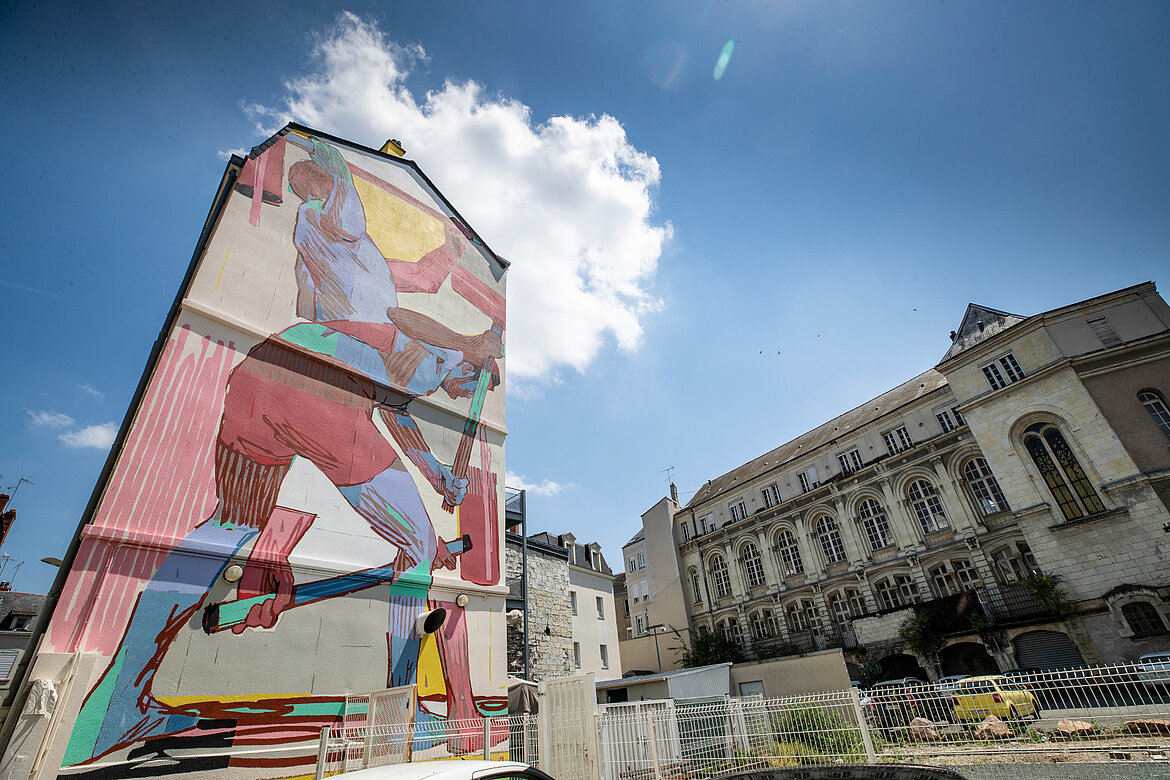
[{"x1": 1013, "y1": 630, "x2": 1085, "y2": 670}]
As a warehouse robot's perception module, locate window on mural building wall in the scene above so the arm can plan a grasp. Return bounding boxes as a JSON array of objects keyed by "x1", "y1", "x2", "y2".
[{"x1": 1022, "y1": 422, "x2": 1105, "y2": 520}]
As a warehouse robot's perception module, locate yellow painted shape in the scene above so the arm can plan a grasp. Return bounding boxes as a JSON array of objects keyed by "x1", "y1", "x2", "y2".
[
  {"x1": 352, "y1": 176, "x2": 445, "y2": 263},
  {"x1": 289, "y1": 128, "x2": 312, "y2": 140},
  {"x1": 417, "y1": 633, "x2": 447, "y2": 698},
  {"x1": 155, "y1": 692, "x2": 311, "y2": 706}
]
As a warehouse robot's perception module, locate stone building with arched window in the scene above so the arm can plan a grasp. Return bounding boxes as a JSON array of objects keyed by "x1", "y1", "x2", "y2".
[{"x1": 626, "y1": 282, "x2": 1170, "y2": 679}]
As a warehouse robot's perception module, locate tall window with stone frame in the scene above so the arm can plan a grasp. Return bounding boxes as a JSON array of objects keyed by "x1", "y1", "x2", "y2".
[
  {"x1": 750, "y1": 611, "x2": 769, "y2": 640},
  {"x1": 741, "y1": 542, "x2": 766, "y2": 589},
  {"x1": 816, "y1": 515, "x2": 847, "y2": 564},
  {"x1": 1122, "y1": 601, "x2": 1167, "y2": 637},
  {"x1": 1022, "y1": 422, "x2": 1106, "y2": 520},
  {"x1": 729, "y1": 499, "x2": 748, "y2": 522},
  {"x1": 689, "y1": 569, "x2": 702, "y2": 603},
  {"x1": 963, "y1": 457, "x2": 1009, "y2": 516},
  {"x1": 991, "y1": 542, "x2": 1039, "y2": 583},
  {"x1": 1140, "y1": 390, "x2": 1170, "y2": 440},
  {"x1": 907, "y1": 479, "x2": 950, "y2": 534},
  {"x1": 930, "y1": 560, "x2": 980, "y2": 598},
  {"x1": 981, "y1": 353, "x2": 1026, "y2": 390},
  {"x1": 858, "y1": 498, "x2": 894, "y2": 550},
  {"x1": 709, "y1": 554, "x2": 732, "y2": 598},
  {"x1": 828, "y1": 591, "x2": 852, "y2": 626},
  {"x1": 934, "y1": 407, "x2": 958, "y2": 433},
  {"x1": 775, "y1": 529, "x2": 804, "y2": 576}
]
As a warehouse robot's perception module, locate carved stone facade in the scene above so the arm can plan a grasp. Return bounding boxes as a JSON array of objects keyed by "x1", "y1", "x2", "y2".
[{"x1": 648, "y1": 283, "x2": 1170, "y2": 680}]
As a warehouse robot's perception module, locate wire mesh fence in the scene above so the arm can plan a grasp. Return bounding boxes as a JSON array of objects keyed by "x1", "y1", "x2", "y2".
[
  {"x1": 863, "y1": 662, "x2": 1170, "y2": 759},
  {"x1": 317, "y1": 662, "x2": 1170, "y2": 777}
]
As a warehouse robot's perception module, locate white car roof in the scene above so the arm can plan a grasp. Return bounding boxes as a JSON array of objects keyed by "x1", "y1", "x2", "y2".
[{"x1": 336, "y1": 760, "x2": 532, "y2": 780}]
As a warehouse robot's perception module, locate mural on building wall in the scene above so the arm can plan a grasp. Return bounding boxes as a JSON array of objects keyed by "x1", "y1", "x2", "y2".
[{"x1": 37, "y1": 129, "x2": 507, "y2": 778}]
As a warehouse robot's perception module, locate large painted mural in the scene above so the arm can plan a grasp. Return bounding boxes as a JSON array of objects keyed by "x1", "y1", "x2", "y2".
[{"x1": 6, "y1": 127, "x2": 507, "y2": 779}]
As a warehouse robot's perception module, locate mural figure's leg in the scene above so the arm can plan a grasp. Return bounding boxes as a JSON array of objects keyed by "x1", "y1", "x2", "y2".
[
  {"x1": 65, "y1": 520, "x2": 257, "y2": 765},
  {"x1": 337, "y1": 465, "x2": 445, "y2": 748}
]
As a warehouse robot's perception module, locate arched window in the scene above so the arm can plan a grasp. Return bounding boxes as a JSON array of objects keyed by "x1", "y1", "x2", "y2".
[
  {"x1": 816, "y1": 516, "x2": 847, "y2": 564},
  {"x1": 709, "y1": 555, "x2": 732, "y2": 598},
  {"x1": 1140, "y1": 390, "x2": 1170, "y2": 440},
  {"x1": 908, "y1": 479, "x2": 949, "y2": 534},
  {"x1": 1121, "y1": 602, "x2": 1166, "y2": 637},
  {"x1": 858, "y1": 498, "x2": 894, "y2": 550},
  {"x1": 775, "y1": 530, "x2": 804, "y2": 576},
  {"x1": 742, "y1": 543, "x2": 766, "y2": 589},
  {"x1": 786, "y1": 599, "x2": 818, "y2": 633},
  {"x1": 964, "y1": 458, "x2": 1009, "y2": 516},
  {"x1": 828, "y1": 589, "x2": 864, "y2": 626},
  {"x1": 929, "y1": 560, "x2": 976, "y2": 597},
  {"x1": 873, "y1": 579, "x2": 901, "y2": 611},
  {"x1": 1022, "y1": 422, "x2": 1105, "y2": 521}
]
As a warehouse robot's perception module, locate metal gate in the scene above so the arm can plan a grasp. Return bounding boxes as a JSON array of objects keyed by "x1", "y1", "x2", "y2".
[
  {"x1": 598, "y1": 699, "x2": 680, "y2": 780},
  {"x1": 1013, "y1": 629, "x2": 1085, "y2": 670},
  {"x1": 539, "y1": 673, "x2": 600, "y2": 780}
]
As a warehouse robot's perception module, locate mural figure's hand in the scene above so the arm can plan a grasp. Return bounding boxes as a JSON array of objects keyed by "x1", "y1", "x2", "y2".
[
  {"x1": 465, "y1": 326, "x2": 503, "y2": 366},
  {"x1": 231, "y1": 557, "x2": 295, "y2": 634},
  {"x1": 432, "y1": 539, "x2": 458, "y2": 572},
  {"x1": 440, "y1": 466, "x2": 469, "y2": 507}
]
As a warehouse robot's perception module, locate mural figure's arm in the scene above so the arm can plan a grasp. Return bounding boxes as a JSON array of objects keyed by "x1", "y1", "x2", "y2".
[
  {"x1": 378, "y1": 406, "x2": 469, "y2": 508},
  {"x1": 294, "y1": 254, "x2": 318, "y2": 320},
  {"x1": 387, "y1": 306, "x2": 504, "y2": 367},
  {"x1": 309, "y1": 138, "x2": 367, "y2": 243},
  {"x1": 232, "y1": 509, "x2": 316, "y2": 633}
]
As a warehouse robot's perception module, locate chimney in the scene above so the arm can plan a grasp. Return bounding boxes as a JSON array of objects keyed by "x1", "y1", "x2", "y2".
[
  {"x1": 670, "y1": 482, "x2": 679, "y2": 505},
  {"x1": 380, "y1": 138, "x2": 406, "y2": 158}
]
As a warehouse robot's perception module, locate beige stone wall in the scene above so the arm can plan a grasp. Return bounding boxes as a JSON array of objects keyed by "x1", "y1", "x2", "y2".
[{"x1": 730, "y1": 650, "x2": 851, "y2": 698}]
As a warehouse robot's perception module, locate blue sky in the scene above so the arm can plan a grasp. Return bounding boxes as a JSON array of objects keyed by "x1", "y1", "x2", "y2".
[{"x1": 2, "y1": 1, "x2": 1168, "y2": 594}]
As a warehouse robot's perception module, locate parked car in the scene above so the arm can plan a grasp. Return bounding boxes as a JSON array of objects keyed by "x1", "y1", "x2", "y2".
[
  {"x1": 932, "y1": 675, "x2": 968, "y2": 695},
  {"x1": 950, "y1": 675, "x2": 1040, "y2": 722},
  {"x1": 335, "y1": 760, "x2": 555, "y2": 780},
  {"x1": 1137, "y1": 652, "x2": 1170, "y2": 688},
  {"x1": 864, "y1": 677, "x2": 952, "y2": 732}
]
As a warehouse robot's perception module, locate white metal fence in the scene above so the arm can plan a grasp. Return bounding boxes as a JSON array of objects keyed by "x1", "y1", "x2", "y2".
[{"x1": 318, "y1": 662, "x2": 1170, "y2": 777}]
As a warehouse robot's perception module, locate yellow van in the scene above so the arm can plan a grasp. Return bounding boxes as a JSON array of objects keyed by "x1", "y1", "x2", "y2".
[{"x1": 950, "y1": 675, "x2": 1040, "y2": 722}]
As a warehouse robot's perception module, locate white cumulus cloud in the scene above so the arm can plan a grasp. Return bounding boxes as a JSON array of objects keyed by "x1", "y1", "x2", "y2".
[
  {"x1": 27, "y1": 410, "x2": 74, "y2": 428},
  {"x1": 248, "y1": 12, "x2": 670, "y2": 381},
  {"x1": 77, "y1": 383, "x2": 105, "y2": 401},
  {"x1": 59, "y1": 422, "x2": 117, "y2": 450},
  {"x1": 505, "y1": 471, "x2": 569, "y2": 497}
]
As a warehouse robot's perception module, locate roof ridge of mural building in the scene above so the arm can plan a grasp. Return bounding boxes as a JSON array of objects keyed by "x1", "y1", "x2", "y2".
[
  {"x1": 682, "y1": 368, "x2": 948, "y2": 511},
  {"x1": 251, "y1": 123, "x2": 508, "y2": 274}
]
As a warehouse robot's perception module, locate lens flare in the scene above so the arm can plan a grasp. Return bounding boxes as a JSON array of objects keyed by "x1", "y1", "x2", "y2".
[
  {"x1": 713, "y1": 39, "x2": 735, "y2": 80},
  {"x1": 644, "y1": 38, "x2": 689, "y2": 90}
]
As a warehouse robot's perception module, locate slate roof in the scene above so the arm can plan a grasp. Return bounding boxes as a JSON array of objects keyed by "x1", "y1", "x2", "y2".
[
  {"x1": 939, "y1": 303, "x2": 1026, "y2": 362},
  {"x1": 682, "y1": 369, "x2": 950, "y2": 511},
  {"x1": 624, "y1": 528, "x2": 646, "y2": 547},
  {"x1": 528, "y1": 532, "x2": 613, "y2": 575}
]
